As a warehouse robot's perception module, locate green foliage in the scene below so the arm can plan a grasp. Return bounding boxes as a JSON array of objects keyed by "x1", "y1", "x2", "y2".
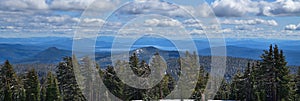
[
  {"x1": 191, "y1": 66, "x2": 208, "y2": 100},
  {"x1": 216, "y1": 44, "x2": 293, "y2": 101},
  {"x1": 214, "y1": 79, "x2": 230, "y2": 100},
  {"x1": 45, "y1": 72, "x2": 61, "y2": 101},
  {"x1": 230, "y1": 71, "x2": 246, "y2": 100},
  {"x1": 24, "y1": 68, "x2": 40, "y2": 101},
  {"x1": 129, "y1": 53, "x2": 140, "y2": 76},
  {"x1": 56, "y1": 57, "x2": 86, "y2": 101},
  {"x1": 0, "y1": 60, "x2": 25, "y2": 101},
  {"x1": 259, "y1": 45, "x2": 292, "y2": 101},
  {"x1": 4, "y1": 82, "x2": 13, "y2": 101},
  {"x1": 296, "y1": 67, "x2": 300, "y2": 100},
  {"x1": 1, "y1": 44, "x2": 299, "y2": 100}
]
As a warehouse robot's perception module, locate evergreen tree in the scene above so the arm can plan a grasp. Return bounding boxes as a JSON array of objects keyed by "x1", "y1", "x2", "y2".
[
  {"x1": 260, "y1": 45, "x2": 275, "y2": 100},
  {"x1": 40, "y1": 84, "x2": 46, "y2": 101},
  {"x1": 4, "y1": 81, "x2": 13, "y2": 101},
  {"x1": 276, "y1": 50, "x2": 292, "y2": 101},
  {"x1": 56, "y1": 57, "x2": 87, "y2": 101},
  {"x1": 24, "y1": 68, "x2": 40, "y2": 101},
  {"x1": 260, "y1": 45, "x2": 291, "y2": 101},
  {"x1": 129, "y1": 53, "x2": 140, "y2": 76},
  {"x1": 80, "y1": 57, "x2": 95, "y2": 101},
  {"x1": 0, "y1": 60, "x2": 25, "y2": 101},
  {"x1": 246, "y1": 45, "x2": 292, "y2": 101},
  {"x1": 295, "y1": 67, "x2": 300, "y2": 100},
  {"x1": 138, "y1": 60, "x2": 150, "y2": 77},
  {"x1": 244, "y1": 63, "x2": 255, "y2": 101},
  {"x1": 214, "y1": 79, "x2": 230, "y2": 100},
  {"x1": 191, "y1": 66, "x2": 208, "y2": 100},
  {"x1": 251, "y1": 61, "x2": 265, "y2": 101},
  {"x1": 173, "y1": 51, "x2": 199, "y2": 99},
  {"x1": 98, "y1": 68, "x2": 113, "y2": 101},
  {"x1": 230, "y1": 71, "x2": 246, "y2": 100},
  {"x1": 45, "y1": 72, "x2": 61, "y2": 101},
  {"x1": 143, "y1": 74, "x2": 175, "y2": 100}
]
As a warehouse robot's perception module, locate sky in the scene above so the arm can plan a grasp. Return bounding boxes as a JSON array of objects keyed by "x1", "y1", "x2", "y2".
[{"x1": 0, "y1": 0, "x2": 299, "y2": 40}]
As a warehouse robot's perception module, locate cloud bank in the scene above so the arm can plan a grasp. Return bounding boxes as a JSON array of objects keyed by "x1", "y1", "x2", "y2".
[
  {"x1": 285, "y1": 24, "x2": 300, "y2": 30},
  {"x1": 212, "y1": 0, "x2": 300, "y2": 17}
]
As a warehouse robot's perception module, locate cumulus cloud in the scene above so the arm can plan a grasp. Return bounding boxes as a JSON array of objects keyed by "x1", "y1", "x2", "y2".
[
  {"x1": 118, "y1": 0, "x2": 213, "y2": 18},
  {"x1": 268, "y1": 0, "x2": 300, "y2": 16},
  {"x1": 0, "y1": 0, "x2": 48, "y2": 11},
  {"x1": 221, "y1": 18, "x2": 278, "y2": 26},
  {"x1": 182, "y1": 19, "x2": 203, "y2": 30},
  {"x1": 50, "y1": 0, "x2": 117, "y2": 11},
  {"x1": 119, "y1": 0, "x2": 180, "y2": 16},
  {"x1": 0, "y1": 0, "x2": 118, "y2": 12},
  {"x1": 144, "y1": 19, "x2": 182, "y2": 27},
  {"x1": 212, "y1": 0, "x2": 259, "y2": 17},
  {"x1": 285, "y1": 24, "x2": 300, "y2": 30},
  {"x1": 212, "y1": 0, "x2": 300, "y2": 17}
]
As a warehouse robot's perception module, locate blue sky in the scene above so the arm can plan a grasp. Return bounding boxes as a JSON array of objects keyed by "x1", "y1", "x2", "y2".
[{"x1": 0, "y1": 0, "x2": 299, "y2": 40}]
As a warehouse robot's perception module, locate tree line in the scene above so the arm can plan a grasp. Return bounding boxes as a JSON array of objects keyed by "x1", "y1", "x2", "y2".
[
  {"x1": 0, "y1": 44, "x2": 300, "y2": 100},
  {"x1": 214, "y1": 45, "x2": 300, "y2": 101}
]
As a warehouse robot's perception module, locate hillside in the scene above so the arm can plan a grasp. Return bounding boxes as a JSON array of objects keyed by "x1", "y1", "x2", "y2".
[
  {"x1": 0, "y1": 44, "x2": 42, "y2": 62},
  {"x1": 15, "y1": 47, "x2": 71, "y2": 64}
]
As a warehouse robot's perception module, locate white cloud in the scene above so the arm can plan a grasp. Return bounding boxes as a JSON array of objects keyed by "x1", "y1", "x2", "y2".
[
  {"x1": 82, "y1": 18, "x2": 105, "y2": 24},
  {"x1": 118, "y1": 0, "x2": 212, "y2": 18},
  {"x1": 183, "y1": 19, "x2": 202, "y2": 26},
  {"x1": 212, "y1": 0, "x2": 300, "y2": 17},
  {"x1": 120, "y1": 0, "x2": 179, "y2": 15},
  {"x1": 212, "y1": 0, "x2": 259, "y2": 17},
  {"x1": 190, "y1": 29, "x2": 205, "y2": 34},
  {"x1": 180, "y1": 4, "x2": 214, "y2": 18},
  {"x1": 0, "y1": 0, "x2": 48, "y2": 11},
  {"x1": 50, "y1": 0, "x2": 117, "y2": 11},
  {"x1": 221, "y1": 18, "x2": 278, "y2": 26},
  {"x1": 285, "y1": 24, "x2": 300, "y2": 30},
  {"x1": 117, "y1": 0, "x2": 215, "y2": 18},
  {"x1": 46, "y1": 16, "x2": 69, "y2": 23},
  {"x1": 144, "y1": 19, "x2": 182, "y2": 27},
  {"x1": 234, "y1": 25, "x2": 263, "y2": 31},
  {"x1": 0, "y1": 0, "x2": 118, "y2": 12},
  {"x1": 268, "y1": 0, "x2": 300, "y2": 16}
]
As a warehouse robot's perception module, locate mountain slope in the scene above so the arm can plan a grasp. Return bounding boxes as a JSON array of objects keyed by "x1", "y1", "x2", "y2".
[
  {"x1": 0, "y1": 44, "x2": 42, "y2": 63},
  {"x1": 15, "y1": 47, "x2": 71, "y2": 64},
  {"x1": 199, "y1": 46, "x2": 300, "y2": 65}
]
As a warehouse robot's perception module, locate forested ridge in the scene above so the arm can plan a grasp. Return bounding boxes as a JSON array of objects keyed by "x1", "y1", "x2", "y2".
[{"x1": 0, "y1": 44, "x2": 300, "y2": 100}]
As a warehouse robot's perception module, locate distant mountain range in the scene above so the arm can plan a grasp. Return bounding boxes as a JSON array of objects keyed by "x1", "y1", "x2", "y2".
[
  {"x1": 0, "y1": 36, "x2": 299, "y2": 65},
  {"x1": 16, "y1": 47, "x2": 71, "y2": 64}
]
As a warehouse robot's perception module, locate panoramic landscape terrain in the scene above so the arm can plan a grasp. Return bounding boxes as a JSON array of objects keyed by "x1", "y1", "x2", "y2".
[{"x1": 1, "y1": 0, "x2": 300, "y2": 101}]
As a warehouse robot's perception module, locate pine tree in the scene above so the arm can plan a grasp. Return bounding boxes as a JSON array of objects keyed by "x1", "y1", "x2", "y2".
[
  {"x1": 40, "y1": 77, "x2": 46, "y2": 101},
  {"x1": 191, "y1": 66, "x2": 208, "y2": 100},
  {"x1": 253, "y1": 44, "x2": 291, "y2": 101},
  {"x1": 143, "y1": 74, "x2": 175, "y2": 100},
  {"x1": 129, "y1": 53, "x2": 140, "y2": 76},
  {"x1": 56, "y1": 57, "x2": 87, "y2": 101},
  {"x1": 139, "y1": 60, "x2": 150, "y2": 77},
  {"x1": 0, "y1": 60, "x2": 25, "y2": 101},
  {"x1": 244, "y1": 63, "x2": 255, "y2": 101},
  {"x1": 24, "y1": 68, "x2": 40, "y2": 101},
  {"x1": 80, "y1": 57, "x2": 95, "y2": 101},
  {"x1": 173, "y1": 51, "x2": 199, "y2": 99},
  {"x1": 4, "y1": 81, "x2": 13, "y2": 101},
  {"x1": 260, "y1": 45, "x2": 275, "y2": 100},
  {"x1": 295, "y1": 67, "x2": 300, "y2": 100},
  {"x1": 230, "y1": 71, "x2": 246, "y2": 100},
  {"x1": 125, "y1": 53, "x2": 148, "y2": 100},
  {"x1": 45, "y1": 72, "x2": 61, "y2": 101},
  {"x1": 214, "y1": 79, "x2": 230, "y2": 100},
  {"x1": 251, "y1": 61, "x2": 265, "y2": 101}
]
